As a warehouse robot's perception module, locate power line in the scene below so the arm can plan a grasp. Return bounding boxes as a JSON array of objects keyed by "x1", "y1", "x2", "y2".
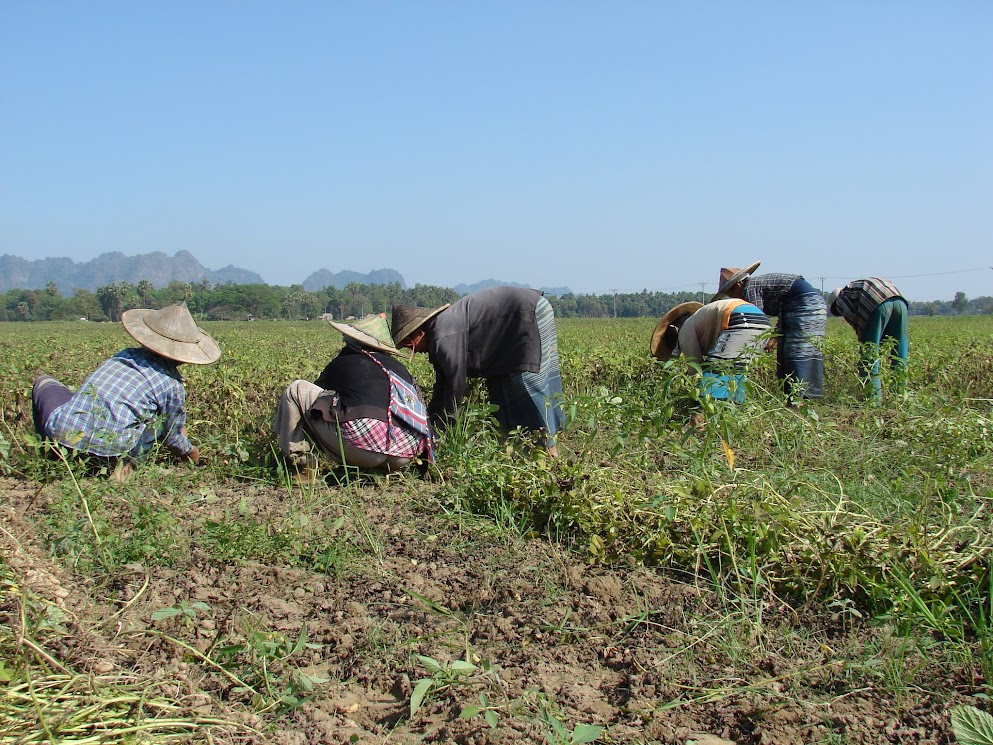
[
  {"x1": 822, "y1": 266, "x2": 993, "y2": 281},
  {"x1": 618, "y1": 266, "x2": 992, "y2": 296}
]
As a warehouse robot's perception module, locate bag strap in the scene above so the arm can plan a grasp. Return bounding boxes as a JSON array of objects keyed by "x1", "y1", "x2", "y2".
[{"x1": 361, "y1": 350, "x2": 435, "y2": 462}]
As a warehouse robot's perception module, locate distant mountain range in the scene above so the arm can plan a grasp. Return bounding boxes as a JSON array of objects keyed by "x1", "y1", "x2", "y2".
[
  {"x1": 300, "y1": 267, "x2": 406, "y2": 292},
  {"x1": 454, "y1": 279, "x2": 573, "y2": 297},
  {"x1": 0, "y1": 251, "x2": 572, "y2": 297},
  {"x1": 0, "y1": 251, "x2": 264, "y2": 294}
]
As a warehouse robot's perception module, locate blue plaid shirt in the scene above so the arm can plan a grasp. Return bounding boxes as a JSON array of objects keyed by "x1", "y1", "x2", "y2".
[{"x1": 46, "y1": 348, "x2": 192, "y2": 459}]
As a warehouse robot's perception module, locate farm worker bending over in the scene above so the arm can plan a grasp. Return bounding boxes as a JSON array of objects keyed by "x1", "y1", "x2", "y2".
[
  {"x1": 716, "y1": 263, "x2": 826, "y2": 401},
  {"x1": 827, "y1": 277, "x2": 909, "y2": 401},
  {"x1": 652, "y1": 297, "x2": 770, "y2": 403},
  {"x1": 391, "y1": 286, "x2": 565, "y2": 457},
  {"x1": 274, "y1": 314, "x2": 434, "y2": 483},
  {"x1": 31, "y1": 303, "x2": 220, "y2": 480}
]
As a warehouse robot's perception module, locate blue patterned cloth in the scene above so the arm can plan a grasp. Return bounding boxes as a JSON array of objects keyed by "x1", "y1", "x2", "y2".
[
  {"x1": 745, "y1": 273, "x2": 803, "y2": 317},
  {"x1": 485, "y1": 295, "x2": 566, "y2": 447},
  {"x1": 701, "y1": 303, "x2": 770, "y2": 402},
  {"x1": 777, "y1": 283, "x2": 826, "y2": 399},
  {"x1": 44, "y1": 348, "x2": 192, "y2": 459}
]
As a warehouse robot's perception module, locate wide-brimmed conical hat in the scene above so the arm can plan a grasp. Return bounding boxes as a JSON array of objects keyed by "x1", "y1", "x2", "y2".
[
  {"x1": 710, "y1": 261, "x2": 761, "y2": 302},
  {"x1": 329, "y1": 314, "x2": 399, "y2": 355},
  {"x1": 650, "y1": 301, "x2": 703, "y2": 360},
  {"x1": 390, "y1": 303, "x2": 451, "y2": 346},
  {"x1": 121, "y1": 304, "x2": 220, "y2": 365}
]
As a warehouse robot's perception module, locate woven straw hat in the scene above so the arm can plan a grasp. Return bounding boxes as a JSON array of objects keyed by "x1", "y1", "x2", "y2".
[
  {"x1": 391, "y1": 303, "x2": 451, "y2": 346},
  {"x1": 121, "y1": 304, "x2": 220, "y2": 365},
  {"x1": 650, "y1": 301, "x2": 703, "y2": 360},
  {"x1": 329, "y1": 314, "x2": 399, "y2": 355},
  {"x1": 711, "y1": 261, "x2": 761, "y2": 302}
]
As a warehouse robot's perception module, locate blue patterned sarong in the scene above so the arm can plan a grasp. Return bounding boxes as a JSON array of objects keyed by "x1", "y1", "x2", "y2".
[
  {"x1": 778, "y1": 287, "x2": 826, "y2": 399},
  {"x1": 485, "y1": 296, "x2": 565, "y2": 446}
]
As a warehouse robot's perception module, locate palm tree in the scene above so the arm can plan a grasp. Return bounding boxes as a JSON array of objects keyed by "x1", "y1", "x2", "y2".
[
  {"x1": 137, "y1": 279, "x2": 154, "y2": 307},
  {"x1": 96, "y1": 282, "x2": 133, "y2": 322}
]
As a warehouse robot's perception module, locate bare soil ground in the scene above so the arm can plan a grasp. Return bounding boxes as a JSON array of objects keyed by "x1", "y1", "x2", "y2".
[{"x1": 1, "y1": 473, "x2": 982, "y2": 744}]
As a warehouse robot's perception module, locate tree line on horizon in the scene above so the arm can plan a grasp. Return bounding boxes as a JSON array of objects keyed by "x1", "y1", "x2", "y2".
[{"x1": 0, "y1": 280, "x2": 989, "y2": 323}]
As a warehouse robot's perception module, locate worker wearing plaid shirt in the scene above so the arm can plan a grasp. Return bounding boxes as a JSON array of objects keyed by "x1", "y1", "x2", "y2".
[
  {"x1": 32, "y1": 303, "x2": 219, "y2": 478},
  {"x1": 38, "y1": 348, "x2": 193, "y2": 460},
  {"x1": 828, "y1": 277, "x2": 908, "y2": 401}
]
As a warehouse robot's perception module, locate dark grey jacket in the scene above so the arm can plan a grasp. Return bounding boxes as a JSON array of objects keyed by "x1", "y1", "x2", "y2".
[{"x1": 427, "y1": 286, "x2": 543, "y2": 424}]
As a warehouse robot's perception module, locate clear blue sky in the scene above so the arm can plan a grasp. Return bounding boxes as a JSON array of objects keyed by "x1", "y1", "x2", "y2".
[{"x1": 2, "y1": 1, "x2": 991, "y2": 301}]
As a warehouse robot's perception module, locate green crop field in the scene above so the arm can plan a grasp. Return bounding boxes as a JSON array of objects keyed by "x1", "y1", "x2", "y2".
[{"x1": 1, "y1": 316, "x2": 990, "y2": 743}]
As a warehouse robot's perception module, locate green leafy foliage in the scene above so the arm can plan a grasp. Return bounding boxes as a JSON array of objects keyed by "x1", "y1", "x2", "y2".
[
  {"x1": 151, "y1": 600, "x2": 212, "y2": 624},
  {"x1": 7, "y1": 318, "x2": 987, "y2": 637},
  {"x1": 213, "y1": 621, "x2": 328, "y2": 711},
  {"x1": 951, "y1": 705, "x2": 993, "y2": 745},
  {"x1": 534, "y1": 690, "x2": 603, "y2": 744},
  {"x1": 410, "y1": 654, "x2": 482, "y2": 719}
]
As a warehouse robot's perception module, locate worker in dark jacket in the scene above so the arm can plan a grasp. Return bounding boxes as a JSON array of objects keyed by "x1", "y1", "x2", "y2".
[{"x1": 391, "y1": 286, "x2": 565, "y2": 456}]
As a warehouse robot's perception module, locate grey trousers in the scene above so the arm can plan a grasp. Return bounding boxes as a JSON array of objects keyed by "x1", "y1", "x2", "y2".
[{"x1": 273, "y1": 380, "x2": 412, "y2": 472}]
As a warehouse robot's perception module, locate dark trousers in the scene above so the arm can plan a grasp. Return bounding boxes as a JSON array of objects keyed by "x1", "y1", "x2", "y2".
[
  {"x1": 31, "y1": 376, "x2": 73, "y2": 437},
  {"x1": 31, "y1": 376, "x2": 122, "y2": 472}
]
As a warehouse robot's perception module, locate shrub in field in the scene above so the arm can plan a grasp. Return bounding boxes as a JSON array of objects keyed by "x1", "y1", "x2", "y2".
[
  {"x1": 210, "y1": 621, "x2": 329, "y2": 711},
  {"x1": 432, "y1": 318, "x2": 992, "y2": 655}
]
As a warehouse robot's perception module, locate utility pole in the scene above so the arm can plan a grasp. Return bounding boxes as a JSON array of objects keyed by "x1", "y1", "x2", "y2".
[
  {"x1": 817, "y1": 276, "x2": 826, "y2": 294},
  {"x1": 611, "y1": 289, "x2": 618, "y2": 318},
  {"x1": 699, "y1": 283, "x2": 707, "y2": 303}
]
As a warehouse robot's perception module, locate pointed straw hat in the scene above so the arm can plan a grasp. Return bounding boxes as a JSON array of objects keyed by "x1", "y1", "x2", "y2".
[
  {"x1": 650, "y1": 302, "x2": 703, "y2": 360},
  {"x1": 329, "y1": 314, "x2": 399, "y2": 355},
  {"x1": 711, "y1": 261, "x2": 761, "y2": 302},
  {"x1": 390, "y1": 303, "x2": 451, "y2": 346},
  {"x1": 121, "y1": 303, "x2": 220, "y2": 365}
]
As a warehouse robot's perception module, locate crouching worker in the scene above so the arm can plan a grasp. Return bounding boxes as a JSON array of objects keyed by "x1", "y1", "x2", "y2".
[
  {"x1": 31, "y1": 303, "x2": 220, "y2": 480},
  {"x1": 652, "y1": 297, "x2": 770, "y2": 403},
  {"x1": 274, "y1": 314, "x2": 434, "y2": 482}
]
